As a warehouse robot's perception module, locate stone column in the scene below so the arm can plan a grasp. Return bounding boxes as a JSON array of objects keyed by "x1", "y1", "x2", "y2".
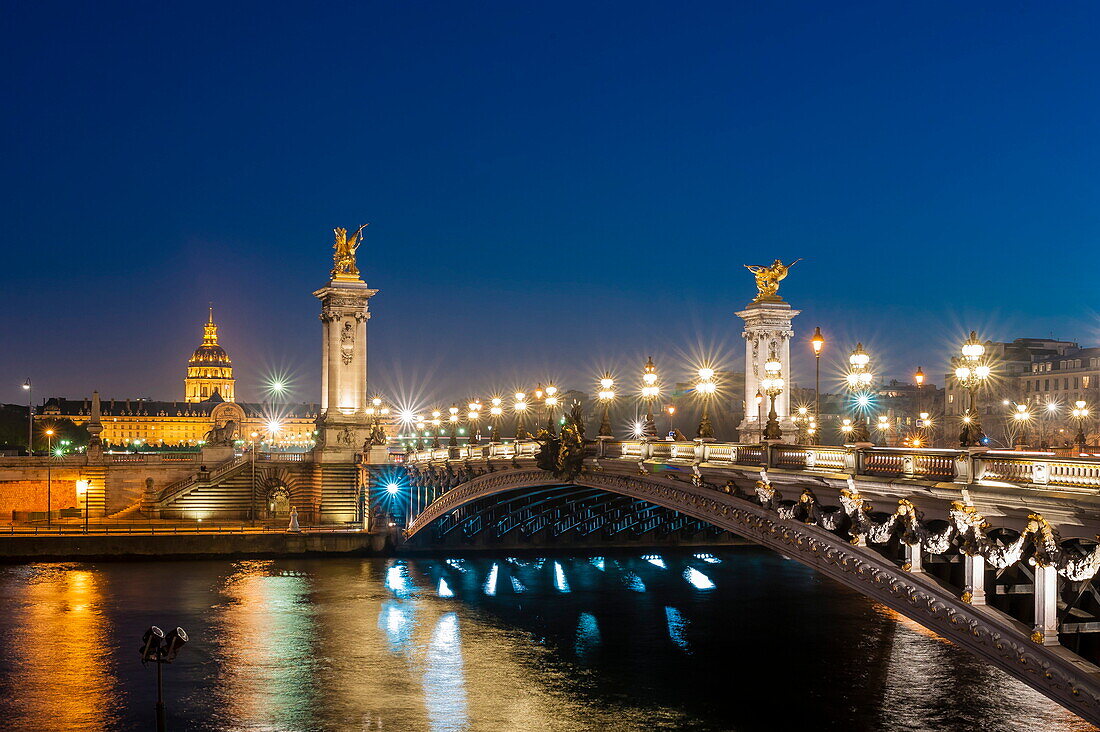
[
  {"x1": 1033, "y1": 563, "x2": 1060, "y2": 645},
  {"x1": 736, "y1": 299, "x2": 800, "y2": 440},
  {"x1": 313, "y1": 277, "x2": 377, "y2": 455},
  {"x1": 963, "y1": 553, "x2": 986, "y2": 605}
]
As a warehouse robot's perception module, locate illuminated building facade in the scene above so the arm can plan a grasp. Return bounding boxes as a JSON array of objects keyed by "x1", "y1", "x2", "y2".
[{"x1": 184, "y1": 307, "x2": 235, "y2": 402}]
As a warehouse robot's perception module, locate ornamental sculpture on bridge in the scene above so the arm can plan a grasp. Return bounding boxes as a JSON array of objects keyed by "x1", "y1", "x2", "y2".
[
  {"x1": 744, "y1": 258, "x2": 801, "y2": 302},
  {"x1": 332, "y1": 223, "x2": 368, "y2": 279}
]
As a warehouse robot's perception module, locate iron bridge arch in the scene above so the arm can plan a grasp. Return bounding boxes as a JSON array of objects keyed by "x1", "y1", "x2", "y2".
[{"x1": 404, "y1": 466, "x2": 1100, "y2": 724}]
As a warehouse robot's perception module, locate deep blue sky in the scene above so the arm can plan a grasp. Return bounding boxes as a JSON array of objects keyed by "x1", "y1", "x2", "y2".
[{"x1": 3, "y1": 2, "x2": 1098, "y2": 409}]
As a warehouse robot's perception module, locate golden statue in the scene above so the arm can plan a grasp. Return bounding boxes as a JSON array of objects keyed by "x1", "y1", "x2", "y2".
[
  {"x1": 332, "y1": 224, "x2": 368, "y2": 279},
  {"x1": 744, "y1": 258, "x2": 801, "y2": 301}
]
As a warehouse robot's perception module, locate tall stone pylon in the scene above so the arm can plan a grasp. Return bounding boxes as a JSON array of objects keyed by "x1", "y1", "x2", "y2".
[
  {"x1": 313, "y1": 225, "x2": 378, "y2": 456},
  {"x1": 737, "y1": 259, "x2": 801, "y2": 441}
]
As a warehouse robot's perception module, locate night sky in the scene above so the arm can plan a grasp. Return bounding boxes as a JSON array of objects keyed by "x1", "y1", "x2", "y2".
[{"x1": 3, "y1": 2, "x2": 1098, "y2": 410}]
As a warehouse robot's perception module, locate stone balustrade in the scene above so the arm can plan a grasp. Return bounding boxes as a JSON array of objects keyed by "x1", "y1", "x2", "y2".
[{"x1": 405, "y1": 440, "x2": 1100, "y2": 492}]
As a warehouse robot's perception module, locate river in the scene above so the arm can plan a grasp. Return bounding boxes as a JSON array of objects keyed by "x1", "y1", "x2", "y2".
[{"x1": 0, "y1": 549, "x2": 1092, "y2": 731}]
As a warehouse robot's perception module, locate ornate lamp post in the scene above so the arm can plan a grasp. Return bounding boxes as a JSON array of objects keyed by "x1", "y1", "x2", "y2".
[
  {"x1": 544, "y1": 387, "x2": 560, "y2": 436},
  {"x1": 640, "y1": 357, "x2": 659, "y2": 440},
  {"x1": 918, "y1": 412, "x2": 933, "y2": 447},
  {"x1": 430, "y1": 411, "x2": 442, "y2": 448},
  {"x1": 760, "y1": 351, "x2": 784, "y2": 442},
  {"x1": 794, "y1": 405, "x2": 809, "y2": 444},
  {"x1": 489, "y1": 397, "x2": 504, "y2": 443},
  {"x1": 811, "y1": 327, "x2": 824, "y2": 431},
  {"x1": 694, "y1": 368, "x2": 716, "y2": 440},
  {"x1": 533, "y1": 384, "x2": 546, "y2": 436},
  {"x1": 448, "y1": 404, "x2": 460, "y2": 447},
  {"x1": 466, "y1": 401, "x2": 482, "y2": 446},
  {"x1": 953, "y1": 331, "x2": 991, "y2": 448},
  {"x1": 665, "y1": 405, "x2": 676, "y2": 438},
  {"x1": 597, "y1": 375, "x2": 615, "y2": 438},
  {"x1": 1012, "y1": 404, "x2": 1031, "y2": 450},
  {"x1": 1073, "y1": 400, "x2": 1090, "y2": 451},
  {"x1": 876, "y1": 415, "x2": 890, "y2": 446},
  {"x1": 513, "y1": 392, "x2": 529, "y2": 439},
  {"x1": 845, "y1": 343, "x2": 873, "y2": 444}
]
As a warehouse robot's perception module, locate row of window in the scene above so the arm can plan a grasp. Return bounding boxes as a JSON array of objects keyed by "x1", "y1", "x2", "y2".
[
  {"x1": 1026, "y1": 376, "x2": 1092, "y2": 392},
  {"x1": 1033, "y1": 358, "x2": 1100, "y2": 373}
]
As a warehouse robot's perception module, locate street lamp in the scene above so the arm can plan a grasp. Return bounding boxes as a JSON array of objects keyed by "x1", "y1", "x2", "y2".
[
  {"x1": 513, "y1": 393, "x2": 529, "y2": 440},
  {"x1": 754, "y1": 390, "x2": 764, "y2": 443},
  {"x1": 44, "y1": 428, "x2": 55, "y2": 525},
  {"x1": 467, "y1": 401, "x2": 482, "y2": 446},
  {"x1": 811, "y1": 327, "x2": 824, "y2": 430},
  {"x1": 640, "y1": 357, "x2": 659, "y2": 439},
  {"x1": 845, "y1": 343, "x2": 873, "y2": 444},
  {"x1": 489, "y1": 397, "x2": 504, "y2": 443},
  {"x1": 448, "y1": 404, "x2": 460, "y2": 447},
  {"x1": 760, "y1": 351, "x2": 784, "y2": 442},
  {"x1": 694, "y1": 367, "x2": 716, "y2": 440},
  {"x1": 430, "y1": 410, "x2": 442, "y2": 448},
  {"x1": 1011, "y1": 404, "x2": 1031, "y2": 449},
  {"x1": 140, "y1": 624, "x2": 189, "y2": 732},
  {"x1": 544, "y1": 385, "x2": 559, "y2": 436},
  {"x1": 533, "y1": 384, "x2": 546, "y2": 436},
  {"x1": 665, "y1": 405, "x2": 677, "y2": 438},
  {"x1": 953, "y1": 331, "x2": 991, "y2": 448},
  {"x1": 1073, "y1": 400, "x2": 1090, "y2": 451},
  {"x1": 876, "y1": 415, "x2": 891, "y2": 445},
  {"x1": 914, "y1": 366, "x2": 925, "y2": 438},
  {"x1": 22, "y1": 378, "x2": 32, "y2": 455},
  {"x1": 794, "y1": 405, "x2": 809, "y2": 444},
  {"x1": 597, "y1": 375, "x2": 615, "y2": 439}
]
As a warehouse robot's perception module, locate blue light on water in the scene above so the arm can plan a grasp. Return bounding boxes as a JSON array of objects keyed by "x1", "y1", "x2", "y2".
[
  {"x1": 510, "y1": 576, "x2": 526, "y2": 593},
  {"x1": 438, "y1": 577, "x2": 454, "y2": 598},
  {"x1": 684, "y1": 566, "x2": 715, "y2": 589},
  {"x1": 532, "y1": 558, "x2": 545, "y2": 570},
  {"x1": 385, "y1": 563, "x2": 413, "y2": 597},
  {"x1": 575, "y1": 612, "x2": 601, "y2": 657},
  {"x1": 622, "y1": 572, "x2": 646, "y2": 592},
  {"x1": 378, "y1": 600, "x2": 414, "y2": 653},
  {"x1": 590, "y1": 557, "x2": 605, "y2": 571},
  {"x1": 693, "y1": 553, "x2": 721, "y2": 564},
  {"x1": 484, "y1": 563, "x2": 498, "y2": 596},
  {"x1": 665, "y1": 606, "x2": 690, "y2": 651},
  {"x1": 423, "y1": 613, "x2": 469, "y2": 731},
  {"x1": 553, "y1": 562, "x2": 570, "y2": 592},
  {"x1": 445, "y1": 559, "x2": 467, "y2": 572},
  {"x1": 642, "y1": 554, "x2": 666, "y2": 568}
]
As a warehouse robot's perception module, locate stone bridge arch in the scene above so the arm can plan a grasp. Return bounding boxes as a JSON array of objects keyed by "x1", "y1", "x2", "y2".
[{"x1": 405, "y1": 466, "x2": 1100, "y2": 723}]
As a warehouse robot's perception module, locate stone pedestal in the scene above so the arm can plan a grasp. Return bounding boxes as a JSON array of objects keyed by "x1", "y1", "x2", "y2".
[
  {"x1": 199, "y1": 445, "x2": 235, "y2": 467},
  {"x1": 736, "y1": 299, "x2": 800, "y2": 440},
  {"x1": 313, "y1": 275, "x2": 378, "y2": 457}
]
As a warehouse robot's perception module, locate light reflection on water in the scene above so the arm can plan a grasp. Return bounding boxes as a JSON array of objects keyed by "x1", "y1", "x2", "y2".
[{"x1": 0, "y1": 551, "x2": 1094, "y2": 731}]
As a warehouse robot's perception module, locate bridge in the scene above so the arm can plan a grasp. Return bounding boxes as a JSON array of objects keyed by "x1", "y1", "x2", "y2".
[{"x1": 403, "y1": 437, "x2": 1100, "y2": 724}]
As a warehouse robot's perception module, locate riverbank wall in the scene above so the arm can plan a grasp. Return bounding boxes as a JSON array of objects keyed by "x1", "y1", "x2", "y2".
[{"x1": 0, "y1": 531, "x2": 389, "y2": 562}]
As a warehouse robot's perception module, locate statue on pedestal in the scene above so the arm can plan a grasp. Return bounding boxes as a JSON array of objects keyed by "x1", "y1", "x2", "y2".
[
  {"x1": 332, "y1": 224, "x2": 368, "y2": 279},
  {"x1": 744, "y1": 258, "x2": 801, "y2": 302}
]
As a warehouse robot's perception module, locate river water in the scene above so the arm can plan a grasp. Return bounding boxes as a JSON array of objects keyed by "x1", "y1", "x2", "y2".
[{"x1": 0, "y1": 549, "x2": 1092, "y2": 731}]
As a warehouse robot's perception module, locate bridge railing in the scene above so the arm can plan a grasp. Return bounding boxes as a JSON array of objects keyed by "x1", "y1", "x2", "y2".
[{"x1": 405, "y1": 440, "x2": 1100, "y2": 492}]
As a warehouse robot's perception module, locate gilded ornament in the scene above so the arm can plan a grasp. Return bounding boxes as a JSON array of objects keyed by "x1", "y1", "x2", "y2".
[{"x1": 744, "y1": 258, "x2": 801, "y2": 302}]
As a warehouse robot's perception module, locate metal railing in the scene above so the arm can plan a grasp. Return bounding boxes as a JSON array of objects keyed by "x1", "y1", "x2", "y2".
[
  {"x1": 3, "y1": 523, "x2": 364, "y2": 537},
  {"x1": 404, "y1": 439, "x2": 1100, "y2": 492}
]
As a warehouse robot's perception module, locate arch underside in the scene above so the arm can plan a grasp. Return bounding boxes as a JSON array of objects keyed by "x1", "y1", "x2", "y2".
[
  {"x1": 406, "y1": 467, "x2": 1100, "y2": 724},
  {"x1": 412, "y1": 484, "x2": 727, "y2": 543}
]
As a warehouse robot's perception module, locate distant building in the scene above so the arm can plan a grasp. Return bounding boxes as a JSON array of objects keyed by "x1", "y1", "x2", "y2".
[
  {"x1": 942, "y1": 337, "x2": 1097, "y2": 447},
  {"x1": 35, "y1": 309, "x2": 323, "y2": 449}
]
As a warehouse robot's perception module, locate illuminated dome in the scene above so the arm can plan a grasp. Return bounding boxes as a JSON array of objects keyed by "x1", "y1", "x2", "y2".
[{"x1": 184, "y1": 306, "x2": 236, "y2": 403}]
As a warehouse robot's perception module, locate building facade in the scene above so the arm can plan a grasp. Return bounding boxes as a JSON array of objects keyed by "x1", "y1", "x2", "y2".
[{"x1": 37, "y1": 308, "x2": 320, "y2": 449}]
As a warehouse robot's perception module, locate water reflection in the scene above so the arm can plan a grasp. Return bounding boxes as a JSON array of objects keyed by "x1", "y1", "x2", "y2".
[
  {"x1": 0, "y1": 552, "x2": 1094, "y2": 731},
  {"x1": 0, "y1": 565, "x2": 120, "y2": 730}
]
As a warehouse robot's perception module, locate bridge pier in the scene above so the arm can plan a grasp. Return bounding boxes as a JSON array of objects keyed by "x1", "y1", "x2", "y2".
[
  {"x1": 963, "y1": 553, "x2": 986, "y2": 605},
  {"x1": 1034, "y1": 563, "x2": 1060, "y2": 645}
]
